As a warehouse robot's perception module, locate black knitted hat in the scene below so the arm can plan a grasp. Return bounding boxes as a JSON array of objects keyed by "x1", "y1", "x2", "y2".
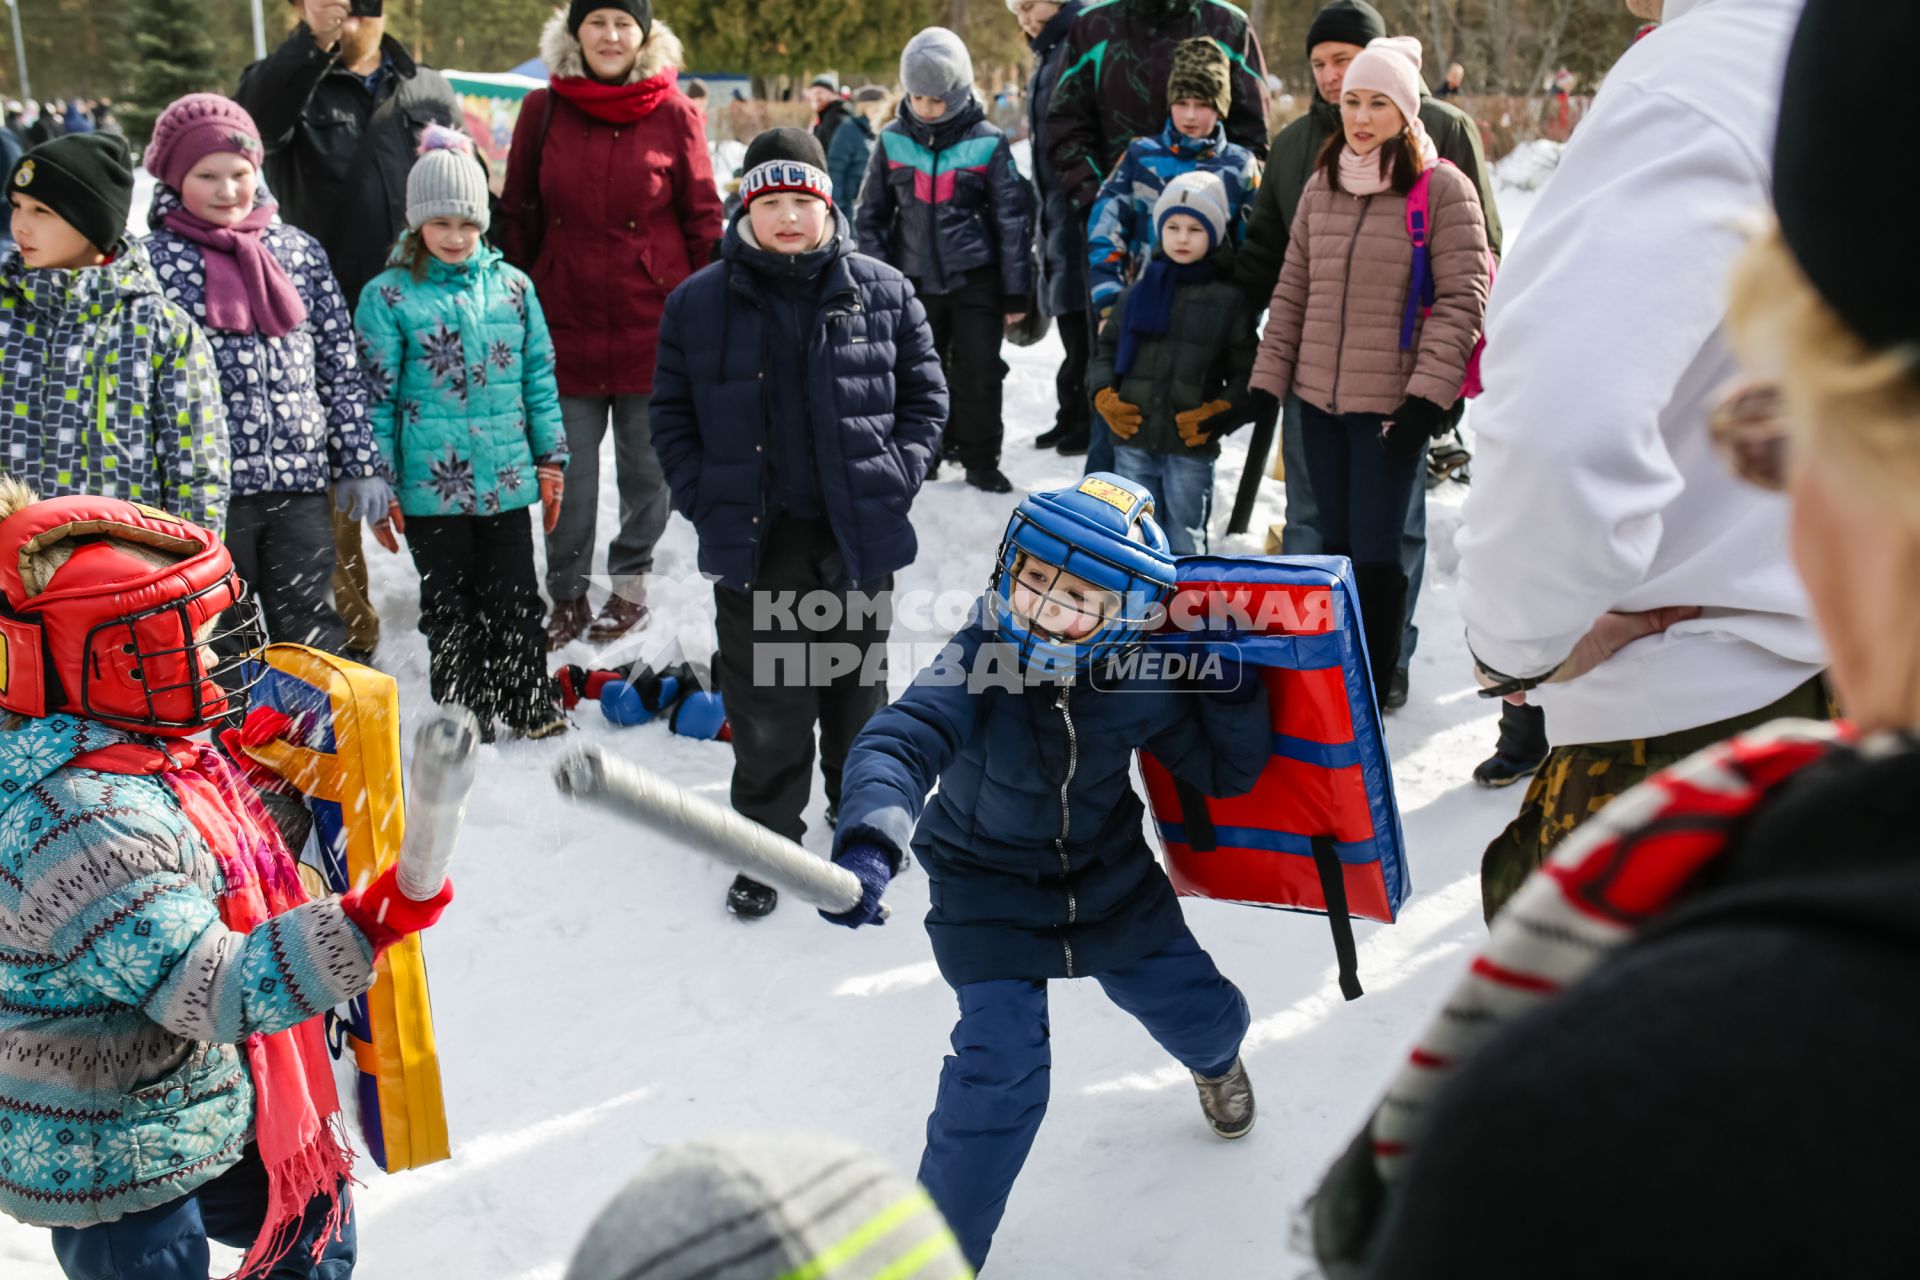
[
  {"x1": 568, "y1": 0, "x2": 651, "y2": 39},
  {"x1": 1306, "y1": 0, "x2": 1387, "y2": 54},
  {"x1": 1773, "y1": 0, "x2": 1919, "y2": 360},
  {"x1": 7, "y1": 133, "x2": 134, "y2": 254}
]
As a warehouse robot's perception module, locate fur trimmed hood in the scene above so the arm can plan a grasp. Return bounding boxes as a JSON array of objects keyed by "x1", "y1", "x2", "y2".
[{"x1": 541, "y1": 7, "x2": 683, "y2": 84}]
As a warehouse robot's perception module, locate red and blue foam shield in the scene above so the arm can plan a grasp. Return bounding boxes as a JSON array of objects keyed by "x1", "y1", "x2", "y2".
[{"x1": 1140, "y1": 556, "x2": 1409, "y2": 999}]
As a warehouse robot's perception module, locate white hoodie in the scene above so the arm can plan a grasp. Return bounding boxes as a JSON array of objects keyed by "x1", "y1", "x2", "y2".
[{"x1": 1454, "y1": 0, "x2": 1824, "y2": 747}]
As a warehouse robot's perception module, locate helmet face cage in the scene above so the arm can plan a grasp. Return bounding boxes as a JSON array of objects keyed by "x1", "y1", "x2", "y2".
[
  {"x1": 80, "y1": 573, "x2": 268, "y2": 731},
  {"x1": 990, "y1": 510, "x2": 1173, "y2": 679}
]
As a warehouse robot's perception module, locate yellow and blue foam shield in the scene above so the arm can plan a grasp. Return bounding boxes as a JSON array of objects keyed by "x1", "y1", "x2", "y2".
[{"x1": 240, "y1": 644, "x2": 451, "y2": 1173}]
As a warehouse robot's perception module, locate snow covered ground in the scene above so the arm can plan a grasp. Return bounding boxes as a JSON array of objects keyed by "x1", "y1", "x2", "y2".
[{"x1": 5, "y1": 147, "x2": 1560, "y2": 1279}]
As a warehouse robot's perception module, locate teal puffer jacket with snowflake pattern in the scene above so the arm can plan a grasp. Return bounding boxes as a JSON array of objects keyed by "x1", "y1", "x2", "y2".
[
  {"x1": 354, "y1": 240, "x2": 567, "y2": 518},
  {"x1": 0, "y1": 715, "x2": 378, "y2": 1229}
]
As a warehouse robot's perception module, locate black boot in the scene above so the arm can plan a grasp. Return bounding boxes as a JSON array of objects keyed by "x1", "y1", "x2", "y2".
[
  {"x1": 727, "y1": 874, "x2": 779, "y2": 918},
  {"x1": 1053, "y1": 426, "x2": 1091, "y2": 457},
  {"x1": 1474, "y1": 701, "x2": 1550, "y2": 788},
  {"x1": 1352, "y1": 563, "x2": 1410, "y2": 712},
  {"x1": 1034, "y1": 424, "x2": 1068, "y2": 449}
]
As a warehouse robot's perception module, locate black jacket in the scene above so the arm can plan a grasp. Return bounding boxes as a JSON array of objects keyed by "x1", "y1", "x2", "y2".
[
  {"x1": 1089, "y1": 248, "x2": 1260, "y2": 457},
  {"x1": 1026, "y1": 0, "x2": 1088, "y2": 317},
  {"x1": 650, "y1": 209, "x2": 948, "y2": 591},
  {"x1": 237, "y1": 28, "x2": 460, "y2": 311},
  {"x1": 854, "y1": 98, "x2": 1035, "y2": 301},
  {"x1": 813, "y1": 98, "x2": 853, "y2": 156},
  {"x1": 1367, "y1": 735, "x2": 1920, "y2": 1278}
]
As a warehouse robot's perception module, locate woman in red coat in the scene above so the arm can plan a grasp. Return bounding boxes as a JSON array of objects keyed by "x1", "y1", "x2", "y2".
[{"x1": 500, "y1": 1, "x2": 724, "y2": 648}]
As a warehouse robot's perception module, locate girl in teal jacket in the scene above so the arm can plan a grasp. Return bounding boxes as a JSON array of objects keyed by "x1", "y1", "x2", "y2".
[{"x1": 356, "y1": 129, "x2": 569, "y2": 740}]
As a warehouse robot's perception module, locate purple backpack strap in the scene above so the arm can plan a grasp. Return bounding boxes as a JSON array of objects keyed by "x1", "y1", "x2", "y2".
[{"x1": 1399, "y1": 167, "x2": 1437, "y2": 352}]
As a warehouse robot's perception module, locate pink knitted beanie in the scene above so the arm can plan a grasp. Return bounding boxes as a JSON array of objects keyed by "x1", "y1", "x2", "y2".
[
  {"x1": 145, "y1": 94, "x2": 264, "y2": 192},
  {"x1": 1342, "y1": 36, "x2": 1426, "y2": 128}
]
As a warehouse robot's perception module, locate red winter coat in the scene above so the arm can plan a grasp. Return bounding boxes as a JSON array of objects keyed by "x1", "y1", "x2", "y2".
[{"x1": 498, "y1": 15, "x2": 723, "y2": 397}]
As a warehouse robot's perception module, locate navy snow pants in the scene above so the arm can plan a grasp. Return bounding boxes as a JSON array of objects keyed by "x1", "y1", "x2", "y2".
[
  {"x1": 917, "y1": 929, "x2": 1250, "y2": 1270},
  {"x1": 50, "y1": 1144, "x2": 354, "y2": 1279}
]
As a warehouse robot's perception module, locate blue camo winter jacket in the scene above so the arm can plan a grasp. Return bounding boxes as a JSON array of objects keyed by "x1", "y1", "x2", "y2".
[
  {"x1": 0, "y1": 715, "x2": 378, "y2": 1229},
  {"x1": 142, "y1": 186, "x2": 383, "y2": 499},
  {"x1": 853, "y1": 97, "x2": 1035, "y2": 300},
  {"x1": 355, "y1": 241, "x2": 567, "y2": 519},
  {"x1": 835, "y1": 617, "x2": 1270, "y2": 986},
  {"x1": 1086, "y1": 121, "x2": 1261, "y2": 310},
  {"x1": 652, "y1": 209, "x2": 948, "y2": 590}
]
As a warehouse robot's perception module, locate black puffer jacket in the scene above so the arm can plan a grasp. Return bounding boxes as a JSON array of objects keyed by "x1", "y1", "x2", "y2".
[
  {"x1": 237, "y1": 28, "x2": 460, "y2": 310},
  {"x1": 1026, "y1": 0, "x2": 1088, "y2": 318},
  {"x1": 853, "y1": 97, "x2": 1034, "y2": 301},
  {"x1": 1088, "y1": 248, "x2": 1260, "y2": 457},
  {"x1": 650, "y1": 208, "x2": 949, "y2": 590}
]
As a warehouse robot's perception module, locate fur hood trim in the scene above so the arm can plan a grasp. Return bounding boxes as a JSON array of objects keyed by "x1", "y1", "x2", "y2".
[{"x1": 540, "y1": 8, "x2": 683, "y2": 85}]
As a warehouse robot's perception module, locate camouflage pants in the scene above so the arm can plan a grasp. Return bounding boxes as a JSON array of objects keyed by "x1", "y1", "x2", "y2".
[{"x1": 1479, "y1": 676, "x2": 1832, "y2": 923}]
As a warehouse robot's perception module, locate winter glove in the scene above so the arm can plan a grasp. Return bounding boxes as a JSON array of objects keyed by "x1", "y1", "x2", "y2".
[
  {"x1": 1095, "y1": 387, "x2": 1143, "y2": 439},
  {"x1": 217, "y1": 705, "x2": 303, "y2": 799},
  {"x1": 819, "y1": 842, "x2": 893, "y2": 930},
  {"x1": 341, "y1": 863, "x2": 455, "y2": 960},
  {"x1": 1382, "y1": 396, "x2": 1446, "y2": 456},
  {"x1": 372, "y1": 502, "x2": 404, "y2": 554},
  {"x1": 538, "y1": 463, "x2": 565, "y2": 535},
  {"x1": 670, "y1": 690, "x2": 730, "y2": 740},
  {"x1": 334, "y1": 475, "x2": 395, "y2": 524},
  {"x1": 1175, "y1": 400, "x2": 1236, "y2": 448}
]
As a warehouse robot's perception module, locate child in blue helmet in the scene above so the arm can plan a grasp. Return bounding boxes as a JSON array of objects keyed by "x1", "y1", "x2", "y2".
[{"x1": 824, "y1": 472, "x2": 1271, "y2": 1272}]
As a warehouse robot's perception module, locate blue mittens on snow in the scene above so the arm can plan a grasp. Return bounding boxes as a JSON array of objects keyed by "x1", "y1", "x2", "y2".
[{"x1": 820, "y1": 842, "x2": 894, "y2": 930}]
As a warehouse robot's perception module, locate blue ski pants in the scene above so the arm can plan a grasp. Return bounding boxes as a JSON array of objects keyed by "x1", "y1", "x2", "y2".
[{"x1": 917, "y1": 929, "x2": 1250, "y2": 1270}]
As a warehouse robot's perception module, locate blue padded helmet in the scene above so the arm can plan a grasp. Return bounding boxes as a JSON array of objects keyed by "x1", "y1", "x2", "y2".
[{"x1": 990, "y1": 473, "x2": 1177, "y2": 679}]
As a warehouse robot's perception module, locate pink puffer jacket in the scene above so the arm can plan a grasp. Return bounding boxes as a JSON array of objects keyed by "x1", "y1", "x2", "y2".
[{"x1": 1251, "y1": 161, "x2": 1489, "y2": 415}]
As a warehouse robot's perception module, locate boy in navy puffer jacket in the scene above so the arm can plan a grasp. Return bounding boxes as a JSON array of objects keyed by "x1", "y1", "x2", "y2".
[
  {"x1": 855, "y1": 28, "x2": 1033, "y2": 494},
  {"x1": 653, "y1": 129, "x2": 946, "y2": 920},
  {"x1": 820, "y1": 473, "x2": 1269, "y2": 1271}
]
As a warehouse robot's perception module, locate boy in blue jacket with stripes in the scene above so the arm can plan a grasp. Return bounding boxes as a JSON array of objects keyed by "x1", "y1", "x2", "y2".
[{"x1": 819, "y1": 472, "x2": 1268, "y2": 1271}]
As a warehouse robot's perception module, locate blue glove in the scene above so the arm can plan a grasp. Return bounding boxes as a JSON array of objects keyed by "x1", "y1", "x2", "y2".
[
  {"x1": 334, "y1": 475, "x2": 395, "y2": 523},
  {"x1": 820, "y1": 842, "x2": 893, "y2": 929}
]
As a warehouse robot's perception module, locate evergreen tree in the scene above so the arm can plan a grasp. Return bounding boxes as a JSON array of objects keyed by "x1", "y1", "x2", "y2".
[{"x1": 124, "y1": 0, "x2": 223, "y2": 148}]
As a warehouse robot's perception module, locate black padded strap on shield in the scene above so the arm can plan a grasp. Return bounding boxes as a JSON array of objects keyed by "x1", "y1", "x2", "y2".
[
  {"x1": 1175, "y1": 779, "x2": 1217, "y2": 852},
  {"x1": 1312, "y1": 834, "x2": 1363, "y2": 1000}
]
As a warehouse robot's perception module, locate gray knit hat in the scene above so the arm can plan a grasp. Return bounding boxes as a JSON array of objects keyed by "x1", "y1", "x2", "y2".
[
  {"x1": 564, "y1": 1131, "x2": 972, "y2": 1280},
  {"x1": 406, "y1": 125, "x2": 491, "y2": 233},
  {"x1": 1154, "y1": 170, "x2": 1231, "y2": 251},
  {"x1": 901, "y1": 27, "x2": 975, "y2": 113}
]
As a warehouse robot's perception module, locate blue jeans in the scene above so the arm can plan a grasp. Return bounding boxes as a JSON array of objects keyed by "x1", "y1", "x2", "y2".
[
  {"x1": 51, "y1": 1145, "x2": 355, "y2": 1279},
  {"x1": 1111, "y1": 445, "x2": 1216, "y2": 554},
  {"x1": 1282, "y1": 394, "x2": 1426, "y2": 660},
  {"x1": 918, "y1": 930, "x2": 1249, "y2": 1270}
]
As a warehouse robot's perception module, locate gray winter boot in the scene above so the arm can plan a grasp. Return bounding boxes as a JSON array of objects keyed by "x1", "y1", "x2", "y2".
[{"x1": 1193, "y1": 1057, "x2": 1256, "y2": 1140}]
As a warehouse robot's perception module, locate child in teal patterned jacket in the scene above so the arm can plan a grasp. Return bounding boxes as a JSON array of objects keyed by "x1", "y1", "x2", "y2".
[{"x1": 356, "y1": 129, "x2": 569, "y2": 741}]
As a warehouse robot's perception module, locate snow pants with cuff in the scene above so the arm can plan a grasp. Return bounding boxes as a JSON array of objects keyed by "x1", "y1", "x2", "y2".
[
  {"x1": 919, "y1": 267, "x2": 1007, "y2": 471},
  {"x1": 226, "y1": 492, "x2": 347, "y2": 654},
  {"x1": 405, "y1": 509, "x2": 554, "y2": 735},
  {"x1": 50, "y1": 1144, "x2": 354, "y2": 1279},
  {"x1": 918, "y1": 928, "x2": 1250, "y2": 1271}
]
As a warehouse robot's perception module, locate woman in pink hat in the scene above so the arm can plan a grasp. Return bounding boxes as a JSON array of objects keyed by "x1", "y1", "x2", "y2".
[{"x1": 140, "y1": 93, "x2": 389, "y2": 658}]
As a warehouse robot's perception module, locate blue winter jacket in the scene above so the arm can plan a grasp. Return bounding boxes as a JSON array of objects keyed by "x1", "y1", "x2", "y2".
[
  {"x1": 142, "y1": 186, "x2": 383, "y2": 499},
  {"x1": 0, "y1": 715, "x2": 378, "y2": 1229},
  {"x1": 853, "y1": 97, "x2": 1035, "y2": 301},
  {"x1": 1086, "y1": 121, "x2": 1261, "y2": 311},
  {"x1": 652, "y1": 208, "x2": 948, "y2": 591},
  {"x1": 1026, "y1": 0, "x2": 1088, "y2": 318},
  {"x1": 827, "y1": 111, "x2": 877, "y2": 219},
  {"x1": 355, "y1": 241, "x2": 568, "y2": 519},
  {"x1": 836, "y1": 618, "x2": 1271, "y2": 986}
]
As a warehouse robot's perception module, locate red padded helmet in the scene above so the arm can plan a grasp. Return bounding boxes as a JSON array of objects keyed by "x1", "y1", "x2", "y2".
[{"x1": 0, "y1": 496, "x2": 265, "y2": 735}]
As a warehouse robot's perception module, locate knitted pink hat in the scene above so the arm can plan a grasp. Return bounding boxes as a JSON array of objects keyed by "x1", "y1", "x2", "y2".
[
  {"x1": 1342, "y1": 36, "x2": 1425, "y2": 128},
  {"x1": 144, "y1": 94, "x2": 263, "y2": 192}
]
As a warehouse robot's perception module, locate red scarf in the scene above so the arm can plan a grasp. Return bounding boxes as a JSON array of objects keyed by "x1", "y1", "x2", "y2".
[
  {"x1": 548, "y1": 66, "x2": 680, "y2": 123},
  {"x1": 75, "y1": 733, "x2": 355, "y2": 1278}
]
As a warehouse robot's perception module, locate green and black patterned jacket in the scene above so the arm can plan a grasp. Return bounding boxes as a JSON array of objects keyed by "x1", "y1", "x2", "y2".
[{"x1": 1045, "y1": 0, "x2": 1270, "y2": 214}]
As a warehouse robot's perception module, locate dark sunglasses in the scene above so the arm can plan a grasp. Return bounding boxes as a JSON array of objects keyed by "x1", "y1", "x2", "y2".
[{"x1": 1709, "y1": 379, "x2": 1790, "y2": 492}]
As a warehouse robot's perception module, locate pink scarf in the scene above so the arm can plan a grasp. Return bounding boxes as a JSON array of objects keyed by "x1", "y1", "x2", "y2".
[
  {"x1": 1336, "y1": 119, "x2": 1440, "y2": 196},
  {"x1": 161, "y1": 202, "x2": 309, "y2": 338},
  {"x1": 75, "y1": 736, "x2": 355, "y2": 1278}
]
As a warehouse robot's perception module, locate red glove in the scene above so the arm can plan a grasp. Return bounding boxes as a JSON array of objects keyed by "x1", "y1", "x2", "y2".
[
  {"x1": 218, "y1": 705, "x2": 301, "y2": 798},
  {"x1": 538, "y1": 463, "x2": 565, "y2": 535},
  {"x1": 341, "y1": 864, "x2": 454, "y2": 959}
]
